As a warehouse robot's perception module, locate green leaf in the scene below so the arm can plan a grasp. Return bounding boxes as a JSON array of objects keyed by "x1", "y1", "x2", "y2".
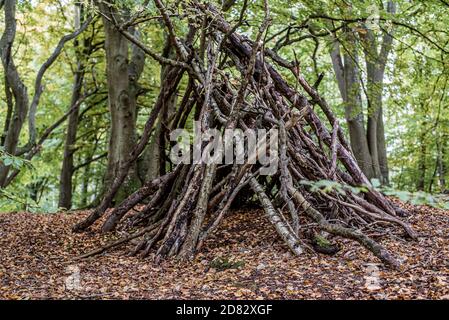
[
  {"x1": 3, "y1": 157, "x2": 13, "y2": 166},
  {"x1": 371, "y1": 179, "x2": 381, "y2": 188}
]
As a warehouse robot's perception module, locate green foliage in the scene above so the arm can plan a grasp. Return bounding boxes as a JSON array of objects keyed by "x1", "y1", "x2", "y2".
[
  {"x1": 0, "y1": 147, "x2": 32, "y2": 171},
  {"x1": 0, "y1": 188, "x2": 39, "y2": 212},
  {"x1": 380, "y1": 188, "x2": 449, "y2": 210},
  {"x1": 301, "y1": 178, "x2": 449, "y2": 210},
  {"x1": 300, "y1": 179, "x2": 368, "y2": 195},
  {"x1": 314, "y1": 234, "x2": 331, "y2": 248},
  {"x1": 209, "y1": 256, "x2": 245, "y2": 271}
]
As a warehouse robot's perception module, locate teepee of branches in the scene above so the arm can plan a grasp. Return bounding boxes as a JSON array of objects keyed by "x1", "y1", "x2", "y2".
[{"x1": 73, "y1": 1, "x2": 417, "y2": 268}]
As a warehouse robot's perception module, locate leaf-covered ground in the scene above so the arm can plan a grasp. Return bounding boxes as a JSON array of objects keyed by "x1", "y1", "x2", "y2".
[{"x1": 0, "y1": 201, "x2": 448, "y2": 300}]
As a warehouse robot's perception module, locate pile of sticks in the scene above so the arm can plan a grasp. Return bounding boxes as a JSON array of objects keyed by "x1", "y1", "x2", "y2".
[{"x1": 74, "y1": 1, "x2": 416, "y2": 268}]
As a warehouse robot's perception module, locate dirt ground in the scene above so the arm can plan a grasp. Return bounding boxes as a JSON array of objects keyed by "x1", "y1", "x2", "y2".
[{"x1": 0, "y1": 201, "x2": 448, "y2": 300}]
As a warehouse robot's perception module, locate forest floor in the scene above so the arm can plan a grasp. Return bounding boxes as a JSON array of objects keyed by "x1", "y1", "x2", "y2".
[{"x1": 0, "y1": 200, "x2": 448, "y2": 300}]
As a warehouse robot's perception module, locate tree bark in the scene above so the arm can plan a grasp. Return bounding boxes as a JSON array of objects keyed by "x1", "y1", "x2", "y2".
[
  {"x1": 328, "y1": 2, "x2": 396, "y2": 185},
  {"x1": 437, "y1": 139, "x2": 446, "y2": 192},
  {"x1": 99, "y1": 1, "x2": 145, "y2": 203},
  {"x1": 417, "y1": 127, "x2": 427, "y2": 191},
  {"x1": 0, "y1": 0, "x2": 30, "y2": 187},
  {"x1": 330, "y1": 32, "x2": 374, "y2": 180},
  {"x1": 58, "y1": 4, "x2": 87, "y2": 209},
  {"x1": 361, "y1": 1, "x2": 396, "y2": 185},
  {"x1": 58, "y1": 67, "x2": 84, "y2": 209}
]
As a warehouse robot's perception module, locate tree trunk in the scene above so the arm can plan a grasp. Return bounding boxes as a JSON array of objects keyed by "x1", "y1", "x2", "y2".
[
  {"x1": 80, "y1": 155, "x2": 92, "y2": 208},
  {"x1": 437, "y1": 139, "x2": 446, "y2": 192},
  {"x1": 362, "y1": 1, "x2": 396, "y2": 185},
  {"x1": 330, "y1": 32, "x2": 374, "y2": 179},
  {"x1": 377, "y1": 107, "x2": 389, "y2": 185},
  {"x1": 58, "y1": 4, "x2": 87, "y2": 209},
  {"x1": 58, "y1": 67, "x2": 84, "y2": 209},
  {"x1": 0, "y1": 0, "x2": 30, "y2": 187},
  {"x1": 99, "y1": 2, "x2": 145, "y2": 203},
  {"x1": 329, "y1": 2, "x2": 396, "y2": 185},
  {"x1": 365, "y1": 74, "x2": 383, "y2": 183},
  {"x1": 417, "y1": 129, "x2": 427, "y2": 191}
]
